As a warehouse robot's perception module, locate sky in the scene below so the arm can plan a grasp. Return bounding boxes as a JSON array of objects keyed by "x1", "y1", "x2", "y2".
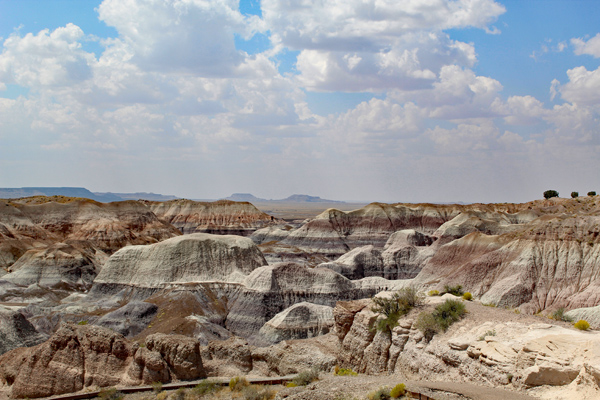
[{"x1": 1, "y1": 0, "x2": 599, "y2": 203}]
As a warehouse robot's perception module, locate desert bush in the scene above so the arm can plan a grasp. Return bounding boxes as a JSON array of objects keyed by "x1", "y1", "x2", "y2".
[
  {"x1": 152, "y1": 382, "x2": 163, "y2": 394},
  {"x1": 292, "y1": 369, "x2": 319, "y2": 386},
  {"x1": 433, "y1": 299, "x2": 466, "y2": 331},
  {"x1": 442, "y1": 284, "x2": 464, "y2": 296},
  {"x1": 242, "y1": 385, "x2": 276, "y2": 400},
  {"x1": 589, "y1": 191, "x2": 596, "y2": 196},
  {"x1": 171, "y1": 388, "x2": 186, "y2": 400},
  {"x1": 371, "y1": 286, "x2": 424, "y2": 332},
  {"x1": 427, "y1": 290, "x2": 439, "y2": 296},
  {"x1": 544, "y1": 190, "x2": 559, "y2": 199},
  {"x1": 97, "y1": 388, "x2": 124, "y2": 400},
  {"x1": 78, "y1": 320, "x2": 88, "y2": 325},
  {"x1": 368, "y1": 387, "x2": 391, "y2": 400},
  {"x1": 334, "y1": 367, "x2": 357, "y2": 376},
  {"x1": 286, "y1": 382, "x2": 297, "y2": 388},
  {"x1": 193, "y1": 379, "x2": 220, "y2": 396},
  {"x1": 571, "y1": 192, "x2": 579, "y2": 198},
  {"x1": 574, "y1": 320, "x2": 590, "y2": 330},
  {"x1": 229, "y1": 376, "x2": 250, "y2": 392},
  {"x1": 390, "y1": 383, "x2": 406, "y2": 398},
  {"x1": 478, "y1": 329, "x2": 496, "y2": 341},
  {"x1": 415, "y1": 312, "x2": 439, "y2": 342},
  {"x1": 462, "y1": 292, "x2": 472, "y2": 301},
  {"x1": 551, "y1": 308, "x2": 573, "y2": 322},
  {"x1": 156, "y1": 392, "x2": 168, "y2": 400}
]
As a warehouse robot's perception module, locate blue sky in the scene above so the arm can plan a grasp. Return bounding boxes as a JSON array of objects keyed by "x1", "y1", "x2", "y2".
[{"x1": 1, "y1": 0, "x2": 599, "y2": 203}]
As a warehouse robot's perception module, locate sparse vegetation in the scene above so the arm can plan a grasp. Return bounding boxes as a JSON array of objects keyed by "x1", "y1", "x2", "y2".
[
  {"x1": 571, "y1": 192, "x2": 579, "y2": 198},
  {"x1": 462, "y1": 292, "x2": 472, "y2": 301},
  {"x1": 441, "y1": 284, "x2": 464, "y2": 296},
  {"x1": 229, "y1": 376, "x2": 250, "y2": 391},
  {"x1": 97, "y1": 388, "x2": 123, "y2": 400},
  {"x1": 193, "y1": 380, "x2": 220, "y2": 396},
  {"x1": 416, "y1": 299, "x2": 467, "y2": 342},
  {"x1": 371, "y1": 286, "x2": 424, "y2": 332},
  {"x1": 415, "y1": 312, "x2": 439, "y2": 342},
  {"x1": 292, "y1": 369, "x2": 319, "y2": 386},
  {"x1": 390, "y1": 383, "x2": 406, "y2": 398},
  {"x1": 152, "y1": 382, "x2": 163, "y2": 394},
  {"x1": 427, "y1": 290, "x2": 439, "y2": 296},
  {"x1": 551, "y1": 308, "x2": 573, "y2": 323},
  {"x1": 171, "y1": 388, "x2": 186, "y2": 400},
  {"x1": 544, "y1": 190, "x2": 559, "y2": 199},
  {"x1": 574, "y1": 320, "x2": 590, "y2": 330},
  {"x1": 368, "y1": 387, "x2": 391, "y2": 400},
  {"x1": 334, "y1": 366, "x2": 358, "y2": 376},
  {"x1": 242, "y1": 385, "x2": 276, "y2": 400},
  {"x1": 589, "y1": 191, "x2": 597, "y2": 196},
  {"x1": 482, "y1": 302, "x2": 497, "y2": 308},
  {"x1": 478, "y1": 329, "x2": 496, "y2": 341},
  {"x1": 78, "y1": 320, "x2": 88, "y2": 325}
]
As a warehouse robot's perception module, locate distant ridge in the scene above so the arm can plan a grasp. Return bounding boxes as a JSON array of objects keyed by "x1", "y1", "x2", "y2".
[
  {"x1": 0, "y1": 187, "x2": 179, "y2": 203},
  {"x1": 222, "y1": 193, "x2": 344, "y2": 203}
]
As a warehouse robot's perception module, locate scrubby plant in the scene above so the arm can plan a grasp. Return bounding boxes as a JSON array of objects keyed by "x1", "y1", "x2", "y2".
[
  {"x1": 588, "y1": 191, "x2": 596, "y2": 196},
  {"x1": 193, "y1": 379, "x2": 220, "y2": 396},
  {"x1": 427, "y1": 290, "x2": 439, "y2": 296},
  {"x1": 286, "y1": 382, "x2": 297, "y2": 388},
  {"x1": 292, "y1": 369, "x2": 319, "y2": 386},
  {"x1": 334, "y1": 366, "x2": 357, "y2": 376},
  {"x1": 171, "y1": 388, "x2": 186, "y2": 400},
  {"x1": 478, "y1": 329, "x2": 496, "y2": 341},
  {"x1": 390, "y1": 383, "x2": 406, "y2": 398},
  {"x1": 97, "y1": 388, "x2": 124, "y2": 400},
  {"x1": 152, "y1": 382, "x2": 163, "y2": 394},
  {"x1": 482, "y1": 302, "x2": 496, "y2": 308},
  {"x1": 433, "y1": 299, "x2": 466, "y2": 331},
  {"x1": 242, "y1": 385, "x2": 276, "y2": 400},
  {"x1": 571, "y1": 192, "x2": 579, "y2": 198},
  {"x1": 229, "y1": 376, "x2": 250, "y2": 391},
  {"x1": 368, "y1": 387, "x2": 391, "y2": 400},
  {"x1": 442, "y1": 284, "x2": 464, "y2": 296},
  {"x1": 155, "y1": 392, "x2": 168, "y2": 400},
  {"x1": 371, "y1": 286, "x2": 424, "y2": 332},
  {"x1": 462, "y1": 292, "x2": 472, "y2": 301},
  {"x1": 574, "y1": 320, "x2": 590, "y2": 330},
  {"x1": 551, "y1": 308, "x2": 573, "y2": 322},
  {"x1": 78, "y1": 320, "x2": 88, "y2": 325},
  {"x1": 414, "y1": 312, "x2": 439, "y2": 342},
  {"x1": 544, "y1": 190, "x2": 559, "y2": 199}
]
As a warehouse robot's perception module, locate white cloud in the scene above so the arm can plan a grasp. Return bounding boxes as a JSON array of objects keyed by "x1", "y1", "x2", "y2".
[
  {"x1": 572, "y1": 33, "x2": 600, "y2": 58},
  {"x1": 554, "y1": 66, "x2": 600, "y2": 105}
]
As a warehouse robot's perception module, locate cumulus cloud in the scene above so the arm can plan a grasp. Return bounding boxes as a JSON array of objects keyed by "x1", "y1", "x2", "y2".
[
  {"x1": 553, "y1": 66, "x2": 600, "y2": 105},
  {"x1": 572, "y1": 33, "x2": 600, "y2": 58}
]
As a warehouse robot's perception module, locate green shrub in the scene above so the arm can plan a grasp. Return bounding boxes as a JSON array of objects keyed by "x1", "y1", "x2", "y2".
[
  {"x1": 334, "y1": 367, "x2": 357, "y2": 376},
  {"x1": 286, "y1": 382, "x2": 297, "y2": 388},
  {"x1": 544, "y1": 190, "x2": 559, "y2": 199},
  {"x1": 462, "y1": 292, "x2": 472, "y2": 301},
  {"x1": 390, "y1": 383, "x2": 406, "y2": 398},
  {"x1": 588, "y1": 191, "x2": 596, "y2": 196},
  {"x1": 292, "y1": 369, "x2": 319, "y2": 386},
  {"x1": 368, "y1": 387, "x2": 391, "y2": 400},
  {"x1": 78, "y1": 320, "x2": 88, "y2": 325},
  {"x1": 193, "y1": 379, "x2": 220, "y2": 396},
  {"x1": 574, "y1": 320, "x2": 590, "y2": 330},
  {"x1": 152, "y1": 381, "x2": 163, "y2": 394},
  {"x1": 156, "y1": 392, "x2": 167, "y2": 400},
  {"x1": 551, "y1": 308, "x2": 573, "y2": 322},
  {"x1": 229, "y1": 376, "x2": 250, "y2": 391},
  {"x1": 97, "y1": 388, "x2": 123, "y2": 400},
  {"x1": 171, "y1": 388, "x2": 186, "y2": 400},
  {"x1": 427, "y1": 290, "x2": 439, "y2": 296},
  {"x1": 371, "y1": 286, "x2": 424, "y2": 332},
  {"x1": 442, "y1": 284, "x2": 464, "y2": 296},
  {"x1": 242, "y1": 385, "x2": 276, "y2": 400},
  {"x1": 433, "y1": 299, "x2": 466, "y2": 331},
  {"x1": 571, "y1": 192, "x2": 579, "y2": 198},
  {"x1": 414, "y1": 312, "x2": 439, "y2": 342},
  {"x1": 478, "y1": 329, "x2": 496, "y2": 341}
]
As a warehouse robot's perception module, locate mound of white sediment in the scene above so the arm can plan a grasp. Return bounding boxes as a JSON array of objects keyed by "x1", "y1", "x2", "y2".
[
  {"x1": 92, "y1": 233, "x2": 267, "y2": 288},
  {"x1": 259, "y1": 302, "x2": 334, "y2": 343}
]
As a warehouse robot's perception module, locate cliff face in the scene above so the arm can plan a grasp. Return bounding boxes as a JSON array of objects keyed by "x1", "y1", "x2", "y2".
[{"x1": 147, "y1": 199, "x2": 278, "y2": 236}]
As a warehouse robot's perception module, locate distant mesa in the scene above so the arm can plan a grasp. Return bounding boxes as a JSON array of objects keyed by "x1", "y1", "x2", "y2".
[
  {"x1": 0, "y1": 187, "x2": 178, "y2": 202},
  {"x1": 223, "y1": 193, "x2": 344, "y2": 203}
]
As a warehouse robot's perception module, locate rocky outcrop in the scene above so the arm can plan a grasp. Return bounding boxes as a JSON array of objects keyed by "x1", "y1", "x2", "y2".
[
  {"x1": 146, "y1": 199, "x2": 278, "y2": 236},
  {"x1": 90, "y1": 233, "x2": 268, "y2": 295},
  {"x1": 0, "y1": 323, "x2": 206, "y2": 398},
  {"x1": 94, "y1": 301, "x2": 158, "y2": 337},
  {"x1": 258, "y1": 302, "x2": 334, "y2": 343},
  {"x1": 3, "y1": 243, "x2": 107, "y2": 291},
  {"x1": 0, "y1": 308, "x2": 46, "y2": 355}
]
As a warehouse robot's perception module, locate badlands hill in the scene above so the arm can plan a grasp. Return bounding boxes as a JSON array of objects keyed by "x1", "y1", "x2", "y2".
[{"x1": 2, "y1": 195, "x2": 600, "y2": 398}]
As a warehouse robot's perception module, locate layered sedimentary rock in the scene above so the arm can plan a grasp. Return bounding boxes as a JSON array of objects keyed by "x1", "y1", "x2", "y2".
[
  {"x1": 334, "y1": 297, "x2": 600, "y2": 392},
  {"x1": 90, "y1": 233, "x2": 268, "y2": 296},
  {"x1": 258, "y1": 302, "x2": 334, "y2": 343},
  {"x1": 94, "y1": 301, "x2": 158, "y2": 337},
  {"x1": 146, "y1": 199, "x2": 277, "y2": 236},
  {"x1": 226, "y1": 262, "x2": 393, "y2": 338},
  {"x1": 0, "y1": 308, "x2": 46, "y2": 355},
  {"x1": 0, "y1": 323, "x2": 206, "y2": 398}
]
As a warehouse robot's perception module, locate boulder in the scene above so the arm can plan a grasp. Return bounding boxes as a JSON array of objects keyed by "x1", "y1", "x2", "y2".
[{"x1": 258, "y1": 302, "x2": 334, "y2": 343}]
